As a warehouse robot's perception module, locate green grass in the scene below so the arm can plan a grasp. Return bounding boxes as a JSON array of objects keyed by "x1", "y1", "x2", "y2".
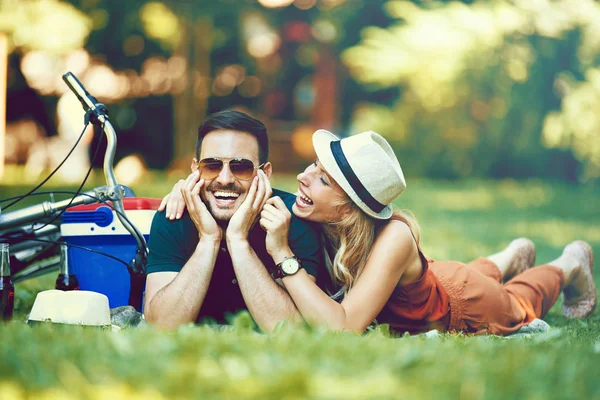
[{"x1": 1, "y1": 174, "x2": 600, "y2": 399}]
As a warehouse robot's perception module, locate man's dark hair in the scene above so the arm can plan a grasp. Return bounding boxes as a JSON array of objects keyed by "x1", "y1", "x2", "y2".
[{"x1": 196, "y1": 110, "x2": 269, "y2": 164}]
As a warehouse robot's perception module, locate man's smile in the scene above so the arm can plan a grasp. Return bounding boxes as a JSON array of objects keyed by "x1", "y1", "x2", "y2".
[{"x1": 211, "y1": 190, "x2": 241, "y2": 207}]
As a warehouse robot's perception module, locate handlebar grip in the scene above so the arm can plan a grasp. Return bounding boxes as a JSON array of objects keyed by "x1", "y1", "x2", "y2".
[{"x1": 62, "y1": 72, "x2": 99, "y2": 112}]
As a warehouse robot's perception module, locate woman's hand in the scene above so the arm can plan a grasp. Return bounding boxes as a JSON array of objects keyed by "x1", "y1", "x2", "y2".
[
  {"x1": 180, "y1": 171, "x2": 221, "y2": 242},
  {"x1": 260, "y1": 196, "x2": 293, "y2": 263},
  {"x1": 226, "y1": 169, "x2": 272, "y2": 242},
  {"x1": 158, "y1": 175, "x2": 188, "y2": 220}
]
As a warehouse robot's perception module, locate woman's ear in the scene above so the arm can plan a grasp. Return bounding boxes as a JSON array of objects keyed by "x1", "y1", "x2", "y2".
[
  {"x1": 336, "y1": 201, "x2": 353, "y2": 222},
  {"x1": 340, "y1": 207, "x2": 352, "y2": 221}
]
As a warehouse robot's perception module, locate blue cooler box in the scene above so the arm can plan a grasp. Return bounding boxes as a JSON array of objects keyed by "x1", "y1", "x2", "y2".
[{"x1": 61, "y1": 198, "x2": 161, "y2": 308}]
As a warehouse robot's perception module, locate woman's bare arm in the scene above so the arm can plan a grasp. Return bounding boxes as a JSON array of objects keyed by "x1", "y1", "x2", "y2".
[{"x1": 281, "y1": 220, "x2": 422, "y2": 333}]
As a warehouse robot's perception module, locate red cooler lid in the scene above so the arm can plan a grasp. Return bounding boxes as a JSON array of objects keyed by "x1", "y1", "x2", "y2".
[{"x1": 67, "y1": 197, "x2": 162, "y2": 212}]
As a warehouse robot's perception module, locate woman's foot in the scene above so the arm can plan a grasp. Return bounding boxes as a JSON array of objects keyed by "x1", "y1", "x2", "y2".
[
  {"x1": 487, "y1": 238, "x2": 536, "y2": 282},
  {"x1": 560, "y1": 241, "x2": 596, "y2": 319}
]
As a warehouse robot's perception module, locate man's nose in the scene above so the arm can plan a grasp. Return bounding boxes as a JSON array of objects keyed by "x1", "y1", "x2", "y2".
[{"x1": 215, "y1": 163, "x2": 236, "y2": 185}]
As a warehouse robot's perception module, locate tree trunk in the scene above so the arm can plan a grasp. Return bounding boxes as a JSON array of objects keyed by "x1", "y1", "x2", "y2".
[
  {"x1": 311, "y1": 45, "x2": 339, "y2": 132},
  {"x1": 172, "y1": 11, "x2": 212, "y2": 168},
  {"x1": 0, "y1": 34, "x2": 7, "y2": 178}
]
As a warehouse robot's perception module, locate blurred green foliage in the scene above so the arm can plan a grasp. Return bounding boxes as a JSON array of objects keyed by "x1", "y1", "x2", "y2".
[
  {"x1": 343, "y1": 0, "x2": 600, "y2": 183},
  {"x1": 0, "y1": 0, "x2": 91, "y2": 53},
  {"x1": 2, "y1": 0, "x2": 600, "y2": 182}
]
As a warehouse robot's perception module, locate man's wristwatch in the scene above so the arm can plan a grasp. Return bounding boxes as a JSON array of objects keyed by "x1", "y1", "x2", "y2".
[{"x1": 271, "y1": 256, "x2": 302, "y2": 280}]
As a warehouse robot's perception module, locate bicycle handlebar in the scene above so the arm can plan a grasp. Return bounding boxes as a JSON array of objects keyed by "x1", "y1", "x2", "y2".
[
  {"x1": 61, "y1": 72, "x2": 148, "y2": 275},
  {"x1": 1, "y1": 73, "x2": 148, "y2": 279},
  {"x1": 98, "y1": 121, "x2": 148, "y2": 269},
  {"x1": 0, "y1": 72, "x2": 149, "y2": 310},
  {"x1": 0, "y1": 187, "x2": 110, "y2": 232},
  {"x1": 62, "y1": 72, "x2": 101, "y2": 115}
]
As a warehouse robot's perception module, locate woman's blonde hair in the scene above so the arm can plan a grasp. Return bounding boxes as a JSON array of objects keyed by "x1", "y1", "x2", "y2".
[{"x1": 324, "y1": 196, "x2": 420, "y2": 298}]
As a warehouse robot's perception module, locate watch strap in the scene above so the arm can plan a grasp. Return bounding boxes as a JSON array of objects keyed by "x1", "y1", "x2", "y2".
[{"x1": 271, "y1": 256, "x2": 301, "y2": 280}]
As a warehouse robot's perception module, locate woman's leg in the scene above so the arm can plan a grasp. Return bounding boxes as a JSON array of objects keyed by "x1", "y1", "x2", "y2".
[
  {"x1": 434, "y1": 241, "x2": 594, "y2": 335},
  {"x1": 504, "y1": 240, "x2": 596, "y2": 319},
  {"x1": 503, "y1": 266, "x2": 564, "y2": 320},
  {"x1": 467, "y1": 238, "x2": 536, "y2": 283},
  {"x1": 465, "y1": 258, "x2": 502, "y2": 283},
  {"x1": 553, "y1": 241, "x2": 595, "y2": 318}
]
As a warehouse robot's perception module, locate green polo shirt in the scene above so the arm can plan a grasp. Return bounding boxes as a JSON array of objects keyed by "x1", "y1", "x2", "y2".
[{"x1": 146, "y1": 188, "x2": 328, "y2": 323}]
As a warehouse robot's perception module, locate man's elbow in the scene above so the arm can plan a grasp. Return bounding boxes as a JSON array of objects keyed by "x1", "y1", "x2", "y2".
[
  {"x1": 261, "y1": 308, "x2": 305, "y2": 333},
  {"x1": 143, "y1": 305, "x2": 164, "y2": 328},
  {"x1": 143, "y1": 301, "x2": 182, "y2": 331},
  {"x1": 145, "y1": 312, "x2": 184, "y2": 331}
]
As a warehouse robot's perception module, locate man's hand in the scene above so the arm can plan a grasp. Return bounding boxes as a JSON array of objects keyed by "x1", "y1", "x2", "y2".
[
  {"x1": 226, "y1": 170, "x2": 272, "y2": 241},
  {"x1": 181, "y1": 171, "x2": 221, "y2": 242},
  {"x1": 158, "y1": 176, "x2": 187, "y2": 220},
  {"x1": 260, "y1": 196, "x2": 293, "y2": 264}
]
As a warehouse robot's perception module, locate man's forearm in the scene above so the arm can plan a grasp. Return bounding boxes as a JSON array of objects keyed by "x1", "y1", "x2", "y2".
[
  {"x1": 226, "y1": 238, "x2": 303, "y2": 332},
  {"x1": 145, "y1": 238, "x2": 219, "y2": 329}
]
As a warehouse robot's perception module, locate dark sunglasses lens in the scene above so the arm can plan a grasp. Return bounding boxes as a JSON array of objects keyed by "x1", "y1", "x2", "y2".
[
  {"x1": 229, "y1": 159, "x2": 256, "y2": 180},
  {"x1": 199, "y1": 159, "x2": 223, "y2": 179}
]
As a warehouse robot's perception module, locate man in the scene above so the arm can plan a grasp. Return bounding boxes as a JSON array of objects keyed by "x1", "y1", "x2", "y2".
[{"x1": 144, "y1": 110, "x2": 327, "y2": 331}]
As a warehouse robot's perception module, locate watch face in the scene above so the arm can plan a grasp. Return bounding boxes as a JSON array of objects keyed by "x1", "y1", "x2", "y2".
[{"x1": 281, "y1": 258, "x2": 299, "y2": 275}]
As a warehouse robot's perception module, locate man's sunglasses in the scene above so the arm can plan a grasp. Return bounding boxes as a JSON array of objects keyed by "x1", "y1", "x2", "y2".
[{"x1": 197, "y1": 157, "x2": 265, "y2": 181}]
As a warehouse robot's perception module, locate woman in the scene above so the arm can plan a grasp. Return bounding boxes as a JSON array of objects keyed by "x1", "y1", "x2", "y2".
[{"x1": 161, "y1": 130, "x2": 596, "y2": 335}]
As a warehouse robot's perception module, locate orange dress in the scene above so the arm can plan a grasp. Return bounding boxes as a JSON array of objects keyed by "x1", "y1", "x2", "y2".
[{"x1": 376, "y1": 219, "x2": 565, "y2": 336}]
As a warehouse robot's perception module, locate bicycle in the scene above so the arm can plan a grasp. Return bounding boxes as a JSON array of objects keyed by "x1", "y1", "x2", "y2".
[{"x1": 0, "y1": 72, "x2": 152, "y2": 311}]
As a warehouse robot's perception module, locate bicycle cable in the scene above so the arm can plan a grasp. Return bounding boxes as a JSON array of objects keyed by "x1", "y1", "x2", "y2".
[
  {"x1": 2, "y1": 122, "x2": 90, "y2": 212},
  {"x1": 19, "y1": 237, "x2": 129, "y2": 268},
  {"x1": 32, "y1": 123, "x2": 105, "y2": 233},
  {"x1": 1, "y1": 189, "x2": 146, "y2": 273},
  {"x1": 1, "y1": 117, "x2": 146, "y2": 264}
]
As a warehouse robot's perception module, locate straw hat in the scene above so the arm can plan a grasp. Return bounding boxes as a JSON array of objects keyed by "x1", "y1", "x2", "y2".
[
  {"x1": 28, "y1": 290, "x2": 111, "y2": 327},
  {"x1": 312, "y1": 129, "x2": 406, "y2": 219}
]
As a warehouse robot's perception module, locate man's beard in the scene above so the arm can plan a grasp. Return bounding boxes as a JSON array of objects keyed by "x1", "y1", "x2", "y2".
[{"x1": 202, "y1": 183, "x2": 243, "y2": 222}]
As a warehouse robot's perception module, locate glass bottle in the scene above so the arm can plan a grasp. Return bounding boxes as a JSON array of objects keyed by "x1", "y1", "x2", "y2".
[
  {"x1": 0, "y1": 243, "x2": 15, "y2": 321},
  {"x1": 55, "y1": 244, "x2": 79, "y2": 291}
]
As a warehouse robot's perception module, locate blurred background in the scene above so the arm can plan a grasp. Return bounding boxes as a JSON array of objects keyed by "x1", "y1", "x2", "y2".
[
  {"x1": 1, "y1": 0, "x2": 600, "y2": 185},
  {"x1": 1, "y1": 4, "x2": 599, "y2": 396}
]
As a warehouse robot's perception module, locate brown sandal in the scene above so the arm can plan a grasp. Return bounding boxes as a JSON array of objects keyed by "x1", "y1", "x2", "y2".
[{"x1": 562, "y1": 240, "x2": 596, "y2": 319}]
